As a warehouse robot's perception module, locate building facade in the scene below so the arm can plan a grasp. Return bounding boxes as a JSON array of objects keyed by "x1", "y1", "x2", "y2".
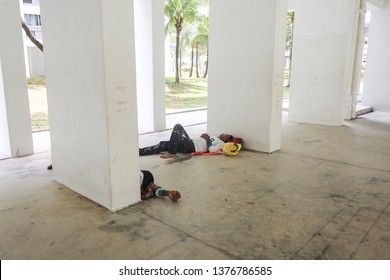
[{"x1": 20, "y1": 0, "x2": 44, "y2": 77}]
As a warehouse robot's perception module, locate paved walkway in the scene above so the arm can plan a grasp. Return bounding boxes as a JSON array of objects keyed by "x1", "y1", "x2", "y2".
[{"x1": 1, "y1": 110, "x2": 390, "y2": 259}]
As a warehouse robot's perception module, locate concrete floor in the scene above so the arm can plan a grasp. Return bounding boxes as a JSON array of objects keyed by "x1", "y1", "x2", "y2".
[{"x1": 1, "y1": 111, "x2": 390, "y2": 260}]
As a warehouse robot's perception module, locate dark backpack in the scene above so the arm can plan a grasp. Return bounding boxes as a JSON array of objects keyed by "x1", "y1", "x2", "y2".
[{"x1": 231, "y1": 137, "x2": 243, "y2": 147}]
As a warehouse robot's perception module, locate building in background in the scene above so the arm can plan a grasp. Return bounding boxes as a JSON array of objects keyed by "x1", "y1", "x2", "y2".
[{"x1": 20, "y1": 0, "x2": 44, "y2": 78}]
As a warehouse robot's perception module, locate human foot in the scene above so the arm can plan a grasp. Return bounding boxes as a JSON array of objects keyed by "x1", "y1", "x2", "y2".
[{"x1": 160, "y1": 153, "x2": 176, "y2": 158}]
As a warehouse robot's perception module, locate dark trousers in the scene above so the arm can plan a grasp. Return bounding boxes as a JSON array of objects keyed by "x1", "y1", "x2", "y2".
[
  {"x1": 140, "y1": 170, "x2": 154, "y2": 191},
  {"x1": 139, "y1": 124, "x2": 195, "y2": 156}
]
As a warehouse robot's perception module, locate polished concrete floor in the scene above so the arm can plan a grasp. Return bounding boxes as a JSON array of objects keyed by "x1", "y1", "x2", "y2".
[{"x1": 1, "y1": 111, "x2": 390, "y2": 260}]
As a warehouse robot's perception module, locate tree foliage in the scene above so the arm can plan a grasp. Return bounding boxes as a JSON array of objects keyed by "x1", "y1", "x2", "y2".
[
  {"x1": 192, "y1": 15, "x2": 208, "y2": 78},
  {"x1": 285, "y1": 11, "x2": 295, "y2": 87},
  {"x1": 285, "y1": 12, "x2": 294, "y2": 50},
  {"x1": 165, "y1": 0, "x2": 206, "y2": 83}
]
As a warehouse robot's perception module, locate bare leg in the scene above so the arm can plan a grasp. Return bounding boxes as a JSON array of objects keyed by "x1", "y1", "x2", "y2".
[{"x1": 160, "y1": 153, "x2": 176, "y2": 159}]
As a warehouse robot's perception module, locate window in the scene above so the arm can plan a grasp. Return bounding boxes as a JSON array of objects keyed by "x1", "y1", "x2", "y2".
[
  {"x1": 23, "y1": 0, "x2": 33, "y2": 4},
  {"x1": 24, "y1": 14, "x2": 41, "y2": 26}
]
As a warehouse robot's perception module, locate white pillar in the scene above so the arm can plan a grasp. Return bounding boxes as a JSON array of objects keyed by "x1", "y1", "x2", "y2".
[
  {"x1": 134, "y1": 0, "x2": 166, "y2": 134},
  {"x1": 208, "y1": 0, "x2": 287, "y2": 153},
  {"x1": 362, "y1": 2, "x2": 390, "y2": 111},
  {"x1": 40, "y1": 0, "x2": 140, "y2": 211},
  {"x1": 347, "y1": 0, "x2": 367, "y2": 119},
  {"x1": 152, "y1": 0, "x2": 166, "y2": 132},
  {"x1": 0, "y1": 0, "x2": 34, "y2": 158},
  {"x1": 288, "y1": 0, "x2": 361, "y2": 126}
]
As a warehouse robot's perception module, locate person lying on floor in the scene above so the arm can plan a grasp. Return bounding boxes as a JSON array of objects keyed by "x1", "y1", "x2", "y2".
[
  {"x1": 140, "y1": 170, "x2": 181, "y2": 202},
  {"x1": 139, "y1": 123, "x2": 235, "y2": 158},
  {"x1": 47, "y1": 165, "x2": 181, "y2": 202}
]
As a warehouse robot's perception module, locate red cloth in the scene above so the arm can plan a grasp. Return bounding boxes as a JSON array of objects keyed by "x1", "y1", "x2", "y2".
[
  {"x1": 193, "y1": 151, "x2": 221, "y2": 156},
  {"x1": 231, "y1": 137, "x2": 243, "y2": 147}
]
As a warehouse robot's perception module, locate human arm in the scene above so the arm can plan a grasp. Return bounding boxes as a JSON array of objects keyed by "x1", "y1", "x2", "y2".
[
  {"x1": 153, "y1": 188, "x2": 181, "y2": 202},
  {"x1": 141, "y1": 182, "x2": 181, "y2": 202},
  {"x1": 201, "y1": 133, "x2": 222, "y2": 152},
  {"x1": 201, "y1": 133, "x2": 211, "y2": 146},
  {"x1": 208, "y1": 137, "x2": 225, "y2": 153}
]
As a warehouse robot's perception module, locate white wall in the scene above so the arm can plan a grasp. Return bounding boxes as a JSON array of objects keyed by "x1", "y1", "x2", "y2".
[
  {"x1": 0, "y1": 0, "x2": 34, "y2": 158},
  {"x1": 0, "y1": 59, "x2": 11, "y2": 157},
  {"x1": 28, "y1": 47, "x2": 45, "y2": 77},
  {"x1": 362, "y1": 2, "x2": 390, "y2": 111},
  {"x1": 288, "y1": 0, "x2": 360, "y2": 126},
  {"x1": 40, "y1": 0, "x2": 140, "y2": 211},
  {"x1": 367, "y1": 0, "x2": 386, "y2": 9},
  {"x1": 208, "y1": 0, "x2": 287, "y2": 153}
]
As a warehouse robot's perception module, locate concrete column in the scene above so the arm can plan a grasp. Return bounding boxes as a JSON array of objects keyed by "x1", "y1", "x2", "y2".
[
  {"x1": 208, "y1": 0, "x2": 287, "y2": 153},
  {"x1": 134, "y1": 0, "x2": 166, "y2": 134},
  {"x1": 288, "y1": 0, "x2": 361, "y2": 126},
  {"x1": 0, "y1": 0, "x2": 34, "y2": 158},
  {"x1": 362, "y1": 2, "x2": 390, "y2": 111},
  {"x1": 347, "y1": 0, "x2": 367, "y2": 119},
  {"x1": 40, "y1": 0, "x2": 140, "y2": 211},
  {"x1": 151, "y1": 0, "x2": 166, "y2": 132}
]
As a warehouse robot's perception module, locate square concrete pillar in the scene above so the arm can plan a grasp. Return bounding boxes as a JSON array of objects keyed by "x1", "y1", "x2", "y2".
[
  {"x1": 0, "y1": 0, "x2": 34, "y2": 158},
  {"x1": 134, "y1": 0, "x2": 166, "y2": 133},
  {"x1": 363, "y1": 2, "x2": 390, "y2": 111},
  {"x1": 40, "y1": 0, "x2": 140, "y2": 211},
  {"x1": 288, "y1": 0, "x2": 361, "y2": 125},
  {"x1": 208, "y1": 0, "x2": 288, "y2": 153}
]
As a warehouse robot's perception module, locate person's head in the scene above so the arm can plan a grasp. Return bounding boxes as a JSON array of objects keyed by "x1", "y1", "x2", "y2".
[{"x1": 219, "y1": 133, "x2": 233, "y2": 142}]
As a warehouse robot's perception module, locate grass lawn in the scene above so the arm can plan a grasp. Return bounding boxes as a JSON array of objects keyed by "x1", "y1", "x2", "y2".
[
  {"x1": 165, "y1": 76, "x2": 208, "y2": 112},
  {"x1": 27, "y1": 75, "x2": 290, "y2": 131},
  {"x1": 283, "y1": 86, "x2": 290, "y2": 100},
  {"x1": 28, "y1": 85, "x2": 49, "y2": 131},
  {"x1": 27, "y1": 75, "x2": 209, "y2": 131}
]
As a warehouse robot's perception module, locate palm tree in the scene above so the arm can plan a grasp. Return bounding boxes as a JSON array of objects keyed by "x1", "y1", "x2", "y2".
[
  {"x1": 192, "y1": 33, "x2": 208, "y2": 77},
  {"x1": 165, "y1": 0, "x2": 200, "y2": 83},
  {"x1": 197, "y1": 16, "x2": 208, "y2": 78},
  {"x1": 178, "y1": 25, "x2": 195, "y2": 77},
  {"x1": 189, "y1": 41, "x2": 195, "y2": 77},
  {"x1": 189, "y1": 15, "x2": 208, "y2": 78}
]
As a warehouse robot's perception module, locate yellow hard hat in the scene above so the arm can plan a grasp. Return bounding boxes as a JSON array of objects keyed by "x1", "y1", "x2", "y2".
[{"x1": 223, "y1": 142, "x2": 242, "y2": 156}]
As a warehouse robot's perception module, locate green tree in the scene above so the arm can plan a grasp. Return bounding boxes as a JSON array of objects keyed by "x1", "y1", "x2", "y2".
[
  {"x1": 196, "y1": 15, "x2": 208, "y2": 78},
  {"x1": 191, "y1": 33, "x2": 208, "y2": 78},
  {"x1": 188, "y1": 10, "x2": 208, "y2": 78},
  {"x1": 165, "y1": 0, "x2": 200, "y2": 83},
  {"x1": 178, "y1": 25, "x2": 196, "y2": 77}
]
